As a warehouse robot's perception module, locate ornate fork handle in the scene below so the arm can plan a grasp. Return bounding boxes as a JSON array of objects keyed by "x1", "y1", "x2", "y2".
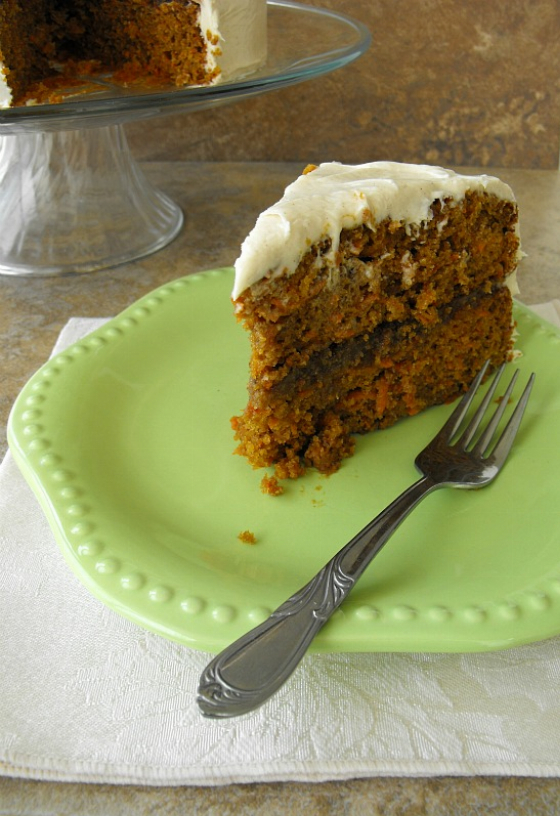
[{"x1": 197, "y1": 475, "x2": 436, "y2": 718}]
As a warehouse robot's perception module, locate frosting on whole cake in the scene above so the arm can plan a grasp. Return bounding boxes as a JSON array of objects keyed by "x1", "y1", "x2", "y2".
[
  {"x1": 232, "y1": 161, "x2": 518, "y2": 300},
  {"x1": 0, "y1": 74, "x2": 11, "y2": 109},
  {"x1": 200, "y1": 0, "x2": 266, "y2": 84}
]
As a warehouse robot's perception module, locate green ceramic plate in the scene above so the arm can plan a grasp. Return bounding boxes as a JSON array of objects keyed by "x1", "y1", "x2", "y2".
[{"x1": 8, "y1": 268, "x2": 560, "y2": 653}]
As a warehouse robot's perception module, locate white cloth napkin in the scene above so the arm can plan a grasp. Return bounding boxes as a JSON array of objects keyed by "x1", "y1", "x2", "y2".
[{"x1": 1, "y1": 304, "x2": 560, "y2": 786}]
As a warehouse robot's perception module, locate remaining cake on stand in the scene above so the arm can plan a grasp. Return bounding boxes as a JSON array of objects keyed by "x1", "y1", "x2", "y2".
[
  {"x1": 231, "y1": 161, "x2": 521, "y2": 481},
  {"x1": 0, "y1": 0, "x2": 266, "y2": 108}
]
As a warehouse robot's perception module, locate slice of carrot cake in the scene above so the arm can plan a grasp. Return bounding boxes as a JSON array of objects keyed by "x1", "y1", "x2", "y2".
[{"x1": 231, "y1": 161, "x2": 520, "y2": 480}]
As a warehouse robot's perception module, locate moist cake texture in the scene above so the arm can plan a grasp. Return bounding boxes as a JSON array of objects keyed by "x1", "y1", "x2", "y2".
[
  {"x1": 231, "y1": 161, "x2": 520, "y2": 480},
  {"x1": 0, "y1": 0, "x2": 266, "y2": 107}
]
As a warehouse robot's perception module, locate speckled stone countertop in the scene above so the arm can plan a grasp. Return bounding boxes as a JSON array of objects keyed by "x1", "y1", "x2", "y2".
[{"x1": 1, "y1": 163, "x2": 559, "y2": 815}]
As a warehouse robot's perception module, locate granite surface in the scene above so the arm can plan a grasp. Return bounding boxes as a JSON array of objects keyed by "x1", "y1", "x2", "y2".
[
  {"x1": 2, "y1": 776, "x2": 560, "y2": 816},
  {"x1": 1, "y1": 161, "x2": 559, "y2": 814},
  {"x1": 126, "y1": 0, "x2": 560, "y2": 170}
]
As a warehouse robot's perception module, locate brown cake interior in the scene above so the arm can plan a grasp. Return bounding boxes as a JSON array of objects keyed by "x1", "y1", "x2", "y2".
[
  {"x1": 232, "y1": 190, "x2": 519, "y2": 479},
  {"x1": 0, "y1": 0, "x2": 214, "y2": 106},
  {"x1": 0, "y1": 1, "x2": 52, "y2": 104}
]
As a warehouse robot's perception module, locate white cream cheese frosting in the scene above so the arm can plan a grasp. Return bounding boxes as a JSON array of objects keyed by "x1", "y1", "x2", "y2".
[
  {"x1": 0, "y1": 69, "x2": 11, "y2": 109},
  {"x1": 200, "y1": 0, "x2": 267, "y2": 83},
  {"x1": 232, "y1": 161, "x2": 518, "y2": 300}
]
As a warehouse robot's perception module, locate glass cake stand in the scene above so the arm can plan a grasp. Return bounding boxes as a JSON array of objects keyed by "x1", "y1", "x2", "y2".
[{"x1": 0, "y1": 1, "x2": 370, "y2": 276}]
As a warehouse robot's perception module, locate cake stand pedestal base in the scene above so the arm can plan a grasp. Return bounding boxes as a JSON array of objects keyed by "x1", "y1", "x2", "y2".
[{"x1": 0, "y1": 124, "x2": 183, "y2": 277}]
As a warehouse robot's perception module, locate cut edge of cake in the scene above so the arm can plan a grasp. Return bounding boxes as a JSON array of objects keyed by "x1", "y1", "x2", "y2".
[{"x1": 0, "y1": 0, "x2": 267, "y2": 109}]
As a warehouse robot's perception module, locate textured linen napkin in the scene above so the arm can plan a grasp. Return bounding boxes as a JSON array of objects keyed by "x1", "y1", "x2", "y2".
[{"x1": 1, "y1": 305, "x2": 560, "y2": 786}]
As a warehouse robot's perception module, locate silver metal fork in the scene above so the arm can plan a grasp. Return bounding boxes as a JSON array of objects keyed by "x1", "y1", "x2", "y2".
[{"x1": 197, "y1": 362, "x2": 535, "y2": 718}]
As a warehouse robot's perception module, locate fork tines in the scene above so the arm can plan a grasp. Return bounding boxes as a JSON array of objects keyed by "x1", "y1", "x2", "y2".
[{"x1": 445, "y1": 361, "x2": 535, "y2": 461}]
